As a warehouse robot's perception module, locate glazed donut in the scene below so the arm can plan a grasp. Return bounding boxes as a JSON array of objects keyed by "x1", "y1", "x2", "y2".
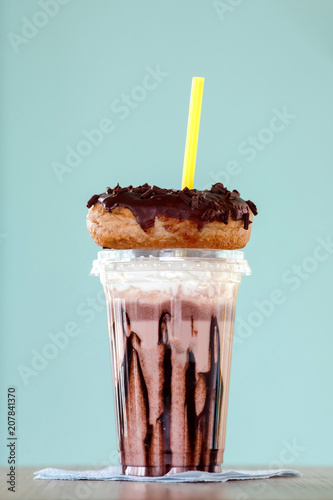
[{"x1": 86, "y1": 183, "x2": 257, "y2": 250}]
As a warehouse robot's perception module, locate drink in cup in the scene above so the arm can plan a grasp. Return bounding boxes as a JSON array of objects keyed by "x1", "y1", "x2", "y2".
[{"x1": 92, "y1": 248, "x2": 251, "y2": 476}]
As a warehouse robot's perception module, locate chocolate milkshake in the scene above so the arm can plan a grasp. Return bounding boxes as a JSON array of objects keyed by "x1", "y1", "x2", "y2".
[{"x1": 92, "y1": 248, "x2": 251, "y2": 476}]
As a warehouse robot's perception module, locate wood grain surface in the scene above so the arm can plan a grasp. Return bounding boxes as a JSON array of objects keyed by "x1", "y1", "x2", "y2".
[{"x1": 1, "y1": 466, "x2": 333, "y2": 500}]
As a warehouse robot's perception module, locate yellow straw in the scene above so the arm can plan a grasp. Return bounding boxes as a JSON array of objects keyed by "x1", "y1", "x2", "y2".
[{"x1": 181, "y1": 77, "x2": 205, "y2": 190}]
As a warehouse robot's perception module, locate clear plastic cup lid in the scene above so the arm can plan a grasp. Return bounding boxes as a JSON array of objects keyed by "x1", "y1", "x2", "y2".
[{"x1": 91, "y1": 249, "x2": 251, "y2": 276}]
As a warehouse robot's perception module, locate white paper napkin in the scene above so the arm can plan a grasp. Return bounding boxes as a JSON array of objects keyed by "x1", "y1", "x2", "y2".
[{"x1": 34, "y1": 466, "x2": 301, "y2": 483}]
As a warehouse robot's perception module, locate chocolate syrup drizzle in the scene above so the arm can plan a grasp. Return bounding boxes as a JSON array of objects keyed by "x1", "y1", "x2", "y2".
[
  {"x1": 157, "y1": 312, "x2": 172, "y2": 471},
  {"x1": 117, "y1": 312, "x2": 153, "y2": 466},
  {"x1": 185, "y1": 315, "x2": 222, "y2": 469},
  {"x1": 87, "y1": 183, "x2": 258, "y2": 231},
  {"x1": 117, "y1": 310, "x2": 223, "y2": 474}
]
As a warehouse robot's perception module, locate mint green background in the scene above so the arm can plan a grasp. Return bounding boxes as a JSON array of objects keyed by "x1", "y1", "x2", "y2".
[{"x1": 1, "y1": 0, "x2": 333, "y2": 467}]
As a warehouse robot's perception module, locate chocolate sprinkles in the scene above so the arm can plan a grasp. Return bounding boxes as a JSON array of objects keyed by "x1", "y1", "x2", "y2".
[{"x1": 87, "y1": 183, "x2": 258, "y2": 231}]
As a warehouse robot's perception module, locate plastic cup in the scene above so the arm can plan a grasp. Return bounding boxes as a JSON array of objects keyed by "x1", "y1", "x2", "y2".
[{"x1": 91, "y1": 249, "x2": 251, "y2": 476}]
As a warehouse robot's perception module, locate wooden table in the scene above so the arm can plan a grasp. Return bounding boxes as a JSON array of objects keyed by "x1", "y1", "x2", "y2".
[{"x1": 1, "y1": 466, "x2": 333, "y2": 500}]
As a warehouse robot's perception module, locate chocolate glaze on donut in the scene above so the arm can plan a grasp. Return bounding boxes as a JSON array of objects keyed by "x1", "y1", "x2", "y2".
[{"x1": 87, "y1": 183, "x2": 258, "y2": 231}]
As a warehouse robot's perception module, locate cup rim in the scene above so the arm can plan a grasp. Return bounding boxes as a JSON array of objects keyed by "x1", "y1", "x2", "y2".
[
  {"x1": 96, "y1": 248, "x2": 246, "y2": 261},
  {"x1": 91, "y1": 249, "x2": 251, "y2": 276}
]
